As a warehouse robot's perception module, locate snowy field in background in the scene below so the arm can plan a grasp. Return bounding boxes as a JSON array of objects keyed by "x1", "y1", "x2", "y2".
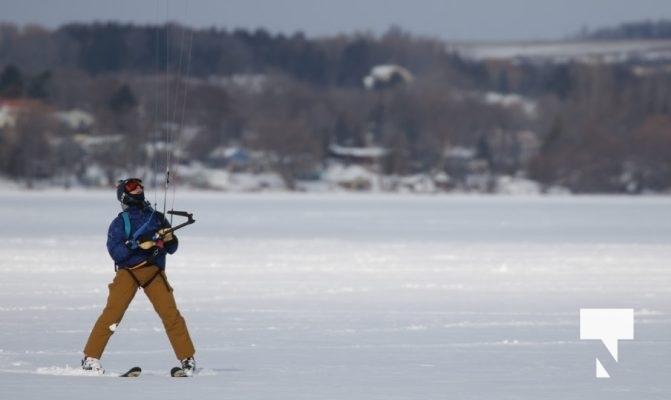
[{"x1": 0, "y1": 191, "x2": 670, "y2": 400}]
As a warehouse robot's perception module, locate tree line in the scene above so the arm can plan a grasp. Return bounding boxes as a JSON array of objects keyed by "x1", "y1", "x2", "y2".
[
  {"x1": 579, "y1": 20, "x2": 671, "y2": 40},
  {"x1": 0, "y1": 21, "x2": 670, "y2": 192}
]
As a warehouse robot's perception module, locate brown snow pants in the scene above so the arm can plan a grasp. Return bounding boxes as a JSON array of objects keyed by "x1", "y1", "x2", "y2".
[{"x1": 83, "y1": 265, "x2": 195, "y2": 361}]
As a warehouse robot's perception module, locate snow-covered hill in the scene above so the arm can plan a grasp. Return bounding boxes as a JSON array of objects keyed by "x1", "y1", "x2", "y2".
[{"x1": 447, "y1": 38, "x2": 671, "y2": 64}]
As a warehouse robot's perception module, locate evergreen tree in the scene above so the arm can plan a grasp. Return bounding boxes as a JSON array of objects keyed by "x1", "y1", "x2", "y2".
[{"x1": 0, "y1": 65, "x2": 23, "y2": 98}]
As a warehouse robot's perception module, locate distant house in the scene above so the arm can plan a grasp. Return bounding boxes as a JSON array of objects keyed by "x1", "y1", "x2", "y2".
[
  {"x1": 206, "y1": 146, "x2": 252, "y2": 170},
  {"x1": 322, "y1": 163, "x2": 379, "y2": 191},
  {"x1": 363, "y1": 65, "x2": 414, "y2": 90},
  {"x1": 328, "y1": 144, "x2": 387, "y2": 167},
  {"x1": 441, "y1": 130, "x2": 541, "y2": 192},
  {"x1": 325, "y1": 144, "x2": 388, "y2": 190},
  {"x1": 442, "y1": 145, "x2": 490, "y2": 191},
  {"x1": 328, "y1": 143, "x2": 386, "y2": 171},
  {"x1": 483, "y1": 92, "x2": 537, "y2": 117},
  {"x1": 74, "y1": 133, "x2": 124, "y2": 152},
  {"x1": 55, "y1": 109, "x2": 95, "y2": 130},
  {"x1": 0, "y1": 105, "x2": 15, "y2": 128},
  {"x1": 0, "y1": 98, "x2": 46, "y2": 128}
]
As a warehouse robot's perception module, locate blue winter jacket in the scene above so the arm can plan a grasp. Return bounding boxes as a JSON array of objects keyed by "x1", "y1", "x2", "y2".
[{"x1": 107, "y1": 204, "x2": 178, "y2": 270}]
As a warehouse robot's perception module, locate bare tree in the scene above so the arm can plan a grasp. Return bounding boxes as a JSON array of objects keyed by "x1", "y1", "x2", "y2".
[{"x1": 4, "y1": 108, "x2": 56, "y2": 187}]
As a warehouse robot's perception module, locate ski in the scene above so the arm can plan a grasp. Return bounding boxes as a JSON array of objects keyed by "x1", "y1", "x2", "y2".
[
  {"x1": 119, "y1": 366, "x2": 142, "y2": 377},
  {"x1": 170, "y1": 366, "x2": 190, "y2": 377}
]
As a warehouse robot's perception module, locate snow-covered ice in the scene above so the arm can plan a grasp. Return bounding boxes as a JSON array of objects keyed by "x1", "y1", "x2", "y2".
[{"x1": 0, "y1": 191, "x2": 669, "y2": 399}]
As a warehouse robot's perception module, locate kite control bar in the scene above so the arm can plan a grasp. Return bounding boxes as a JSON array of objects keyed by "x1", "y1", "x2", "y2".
[{"x1": 165, "y1": 210, "x2": 196, "y2": 234}]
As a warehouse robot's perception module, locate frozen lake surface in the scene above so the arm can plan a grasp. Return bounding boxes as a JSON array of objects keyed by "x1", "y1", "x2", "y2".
[{"x1": 0, "y1": 191, "x2": 669, "y2": 399}]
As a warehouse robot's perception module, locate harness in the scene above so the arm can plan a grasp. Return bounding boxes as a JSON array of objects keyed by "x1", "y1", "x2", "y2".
[
  {"x1": 121, "y1": 211, "x2": 132, "y2": 242},
  {"x1": 125, "y1": 262, "x2": 170, "y2": 292},
  {"x1": 118, "y1": 210, "x2": 171, "y2": 292}
]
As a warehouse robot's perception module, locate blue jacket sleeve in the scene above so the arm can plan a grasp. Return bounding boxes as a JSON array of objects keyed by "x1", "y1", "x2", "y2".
[{"x1": 107, "y1": 216, "x2": 134, "y2": 265}]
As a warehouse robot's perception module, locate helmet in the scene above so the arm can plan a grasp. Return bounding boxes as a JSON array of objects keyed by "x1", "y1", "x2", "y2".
[{"x1": 116, "y1": 178, "x2": 145, "y2": 207}]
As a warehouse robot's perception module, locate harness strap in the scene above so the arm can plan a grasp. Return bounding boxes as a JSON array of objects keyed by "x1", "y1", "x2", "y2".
[
  {"x1": 124, "y1": 267, "x2": 144, "y2": 288},
  {"x1": 131, "y1": 208, "x2": 156, "y2": 245},
  {"x1": 123, "y1": 265, "x2": 171, "y2": 292},
  {"x1": 121, "y1": 211, "x2": 132, "y2": 240}
]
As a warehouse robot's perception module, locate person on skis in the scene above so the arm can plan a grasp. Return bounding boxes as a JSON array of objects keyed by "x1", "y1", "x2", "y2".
[{"x1": 81, "y1": 178, "x2": 196, "y2": 376}]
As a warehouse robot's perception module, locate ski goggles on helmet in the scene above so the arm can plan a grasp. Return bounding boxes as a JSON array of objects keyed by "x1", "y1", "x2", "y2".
[{"x1": 120, "y1": 178, "x2": 143, "y2": 192}]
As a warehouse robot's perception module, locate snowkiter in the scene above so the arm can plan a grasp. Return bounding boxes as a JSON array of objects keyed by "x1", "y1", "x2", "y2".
[{"x1": 82, "y1": 178, "x2": 196, "y2": 376}]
